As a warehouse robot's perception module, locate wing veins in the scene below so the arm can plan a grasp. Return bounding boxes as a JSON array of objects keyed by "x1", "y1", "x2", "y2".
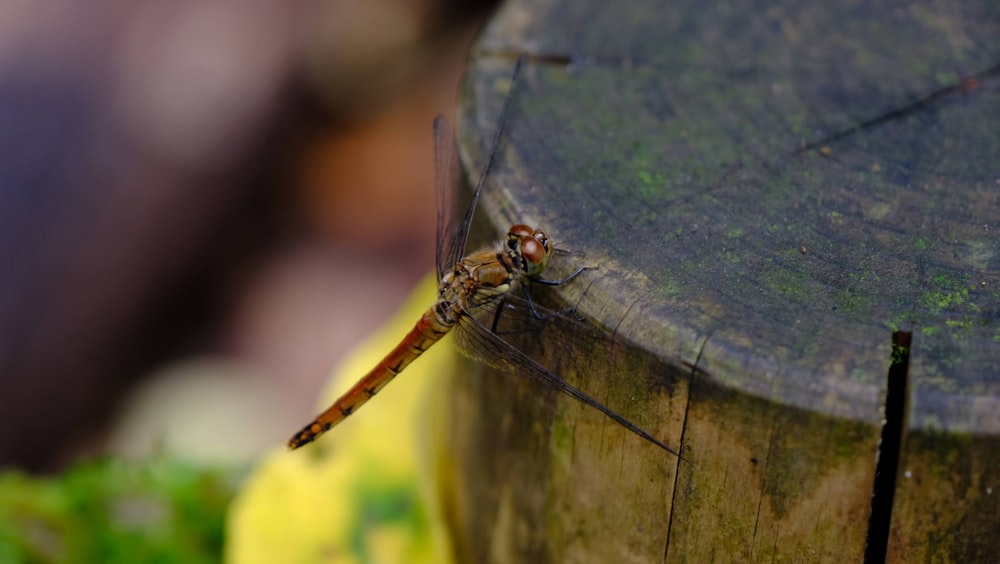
[{"x1": 458, "y1": 311, "x2": 680, "y2": 458}]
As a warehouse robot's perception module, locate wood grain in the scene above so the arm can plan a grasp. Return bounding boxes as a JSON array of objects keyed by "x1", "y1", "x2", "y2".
[{"x1": 443, "y1": 0, "x2": 1000, "y2": 561}]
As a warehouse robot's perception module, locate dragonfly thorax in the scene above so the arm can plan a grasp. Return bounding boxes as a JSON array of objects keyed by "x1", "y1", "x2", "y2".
[
  {"x1": 506, "y1": 224, "x2": 552, "y2": 277},
  {"x1": 434, "y1": 224, "x2": 553, "y2": 324}
]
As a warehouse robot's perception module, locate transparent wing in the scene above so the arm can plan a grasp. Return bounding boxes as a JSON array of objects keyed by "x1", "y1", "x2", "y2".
[
  {"x1": 433, "y1": 115, "x2": 461, "y2": 280},
  {"x1": 436, "y1": 58, "x2": 527, "y2": 278},
  {"x1": 454, "y1": 292, "x2": 682, "y2": 458}
]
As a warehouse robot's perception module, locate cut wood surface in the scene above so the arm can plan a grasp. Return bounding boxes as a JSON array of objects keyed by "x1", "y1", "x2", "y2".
[{"x1": 442, "y1": 0, "x2": 999, "y2": 562}]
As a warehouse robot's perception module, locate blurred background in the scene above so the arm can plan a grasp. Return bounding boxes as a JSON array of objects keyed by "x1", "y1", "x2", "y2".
[{"x1": 0, "y1": 0, "x2": 501, "y2": 472}]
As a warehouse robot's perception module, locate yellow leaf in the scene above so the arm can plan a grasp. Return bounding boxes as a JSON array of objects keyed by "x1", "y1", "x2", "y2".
[{"x1": 227, "y1": 274, "x2": 456, "y2": 564}]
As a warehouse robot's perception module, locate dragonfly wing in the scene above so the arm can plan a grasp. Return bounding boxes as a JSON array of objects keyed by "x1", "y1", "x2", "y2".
[
  {"x1": 455, "y1": 306, "x2": 680, "y2": 457},
  {"x1": 433, "y1": 115, "x2": 462, "y2": 281},
  {"x1": 436, "y1": 58, "x2": 527, "y2": 277}
]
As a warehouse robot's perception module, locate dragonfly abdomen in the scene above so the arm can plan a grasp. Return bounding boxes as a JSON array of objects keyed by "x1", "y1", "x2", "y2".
[{"x1": 287, "y1": 307, "x2": 453, "y2": 450}]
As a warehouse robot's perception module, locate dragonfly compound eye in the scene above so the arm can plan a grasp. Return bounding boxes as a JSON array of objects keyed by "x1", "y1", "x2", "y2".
[
  {"x1": 509, "y1": 224, "x2": 534, "y2": 237},
  {"x1": 508, "y1": 224, "x2": 535, "y2": 251},
  {"x1": 520, "y1": 236, "x2": 549, "y2": 275},
  {"x1": 532, "y1": 229, "x2": 551, "y2": 253}
]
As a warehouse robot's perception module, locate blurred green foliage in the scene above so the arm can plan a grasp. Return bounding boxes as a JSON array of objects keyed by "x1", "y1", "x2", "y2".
[{"x1": 0, "y1": 457, "x2": 235, "y2": 563}]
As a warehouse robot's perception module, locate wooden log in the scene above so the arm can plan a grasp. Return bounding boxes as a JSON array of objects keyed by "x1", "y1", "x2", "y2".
[{"x1": 442, "y1": 0, "x2": 1000, "y2": 562}]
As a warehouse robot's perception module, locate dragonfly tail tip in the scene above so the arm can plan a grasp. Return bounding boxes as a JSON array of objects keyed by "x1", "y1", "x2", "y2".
[{"x1": 287, "y1": 430, "x2": 315, "y2": 451}]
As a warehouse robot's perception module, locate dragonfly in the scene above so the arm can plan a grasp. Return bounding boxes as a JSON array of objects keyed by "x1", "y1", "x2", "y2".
[{"x1": 288, "y1": 62, "x2": 678, "y2": 458}]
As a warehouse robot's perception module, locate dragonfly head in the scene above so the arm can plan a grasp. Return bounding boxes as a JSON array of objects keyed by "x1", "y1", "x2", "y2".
[{"x1": 507, "y1": 224, "x2": 552, "y2": 277}]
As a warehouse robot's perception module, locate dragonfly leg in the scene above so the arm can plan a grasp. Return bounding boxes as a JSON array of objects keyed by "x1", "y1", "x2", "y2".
[
  {"x1": 523, "y1": 264, "x2": 598, "y2": 320},
  {"x1": 490, "y1": 296, "x2": 508, "y2": 333},
  {"x1": 532, "y1": 265, "x2": 597, "y2": 286},
  {"x1": 486, "y1": 296, "x2": 556, "y2": 336},
  {"x1": 522, "y1": 284, "x2": 546, "y2": 320},
  {"x1": 520, "y1": 280, "x2": 587, "y2": 321}
]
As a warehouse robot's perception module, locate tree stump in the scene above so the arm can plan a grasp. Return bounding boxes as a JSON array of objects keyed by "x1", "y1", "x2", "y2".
[{"x1": 443, "y1": 0, "x2": 999, "y2": 562}]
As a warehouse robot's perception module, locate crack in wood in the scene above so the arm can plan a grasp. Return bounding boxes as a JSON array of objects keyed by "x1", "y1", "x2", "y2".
[
  {"x1": 864, "y1": 330, "x2": 912, "y2": 563},
  {"x1": 798, "y1": 62, "x2": 1000, "y2": 155}
]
